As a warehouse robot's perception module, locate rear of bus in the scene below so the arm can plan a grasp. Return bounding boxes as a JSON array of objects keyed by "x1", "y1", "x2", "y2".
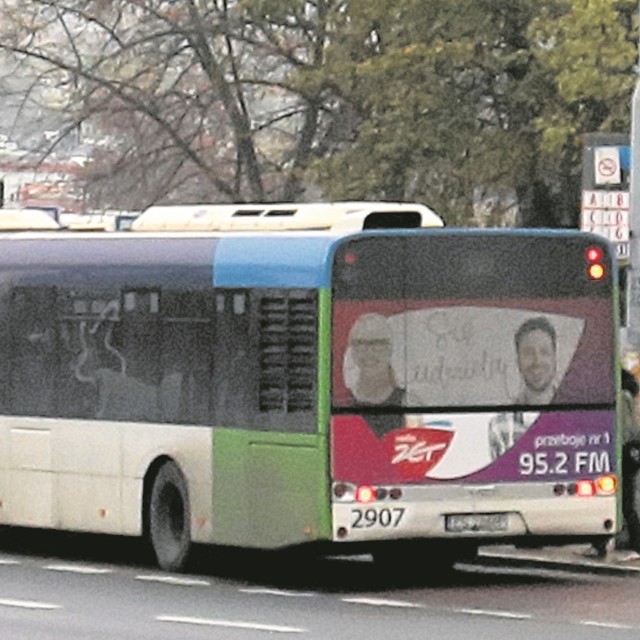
[{"x1": 329, "y1": 229, "x2": 618, "y2": 565}]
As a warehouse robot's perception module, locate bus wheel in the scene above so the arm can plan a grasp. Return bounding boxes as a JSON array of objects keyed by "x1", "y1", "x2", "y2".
[{"x1": 149, "y1": 461, "x2": 191, "y2": 572}]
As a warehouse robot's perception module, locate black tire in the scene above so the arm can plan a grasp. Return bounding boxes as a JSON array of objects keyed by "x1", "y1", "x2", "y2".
[{"x1": 149, "y1": 461, "x2": 191, "y2": 572}]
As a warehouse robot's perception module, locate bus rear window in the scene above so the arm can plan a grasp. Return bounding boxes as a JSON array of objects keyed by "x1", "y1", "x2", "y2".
[{"x1": 332, "y1": 233, "x2": 616, "y2": 410}]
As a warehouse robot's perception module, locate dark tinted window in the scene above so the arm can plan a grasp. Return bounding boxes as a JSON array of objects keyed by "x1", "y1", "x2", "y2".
[
  {"x1": 212, "y1": 289, "x2": 318, "y2": 433},
  {"x1": 9, "y1": 287, "x2": 58, "y2": 416},
  {"x1": 1, "y1": 286, "x2": 215, "y2": 424},
  {"x1": 332, "y1": 232, "x2": 616, "y2": 410},
  {"x1": 334, "y1": 233, "x2": 613, "y2": 301}
]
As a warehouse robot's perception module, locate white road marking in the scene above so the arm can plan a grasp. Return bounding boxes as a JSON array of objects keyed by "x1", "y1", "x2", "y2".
[
  {"x1": 0, "y1": 559, "x2": 20, "y2": 565},
  {"x1": 45, "y1": 564, "x2": 112, "y2": 575},
  {"x1": 0, "y1": 598, "x2": 61, "y2": 610},
  {"x1": 239, "y1": 588, "x2": 316, "y2": 597},
  {"x1": 580, "y1": 620, "x2": 632, "y2": 629},
  {"x1": 342, "y1": 597, "x2": 424, "y2": 608},
  {"x1": 458, "y1": 608, "x2": 532, "y2": 620},
  {"x1": 157, "y1": 615, "x2": 306, "y2": 633},
  {"x1": 136, "y1": 575, "x2": 210, "y2": 587}
]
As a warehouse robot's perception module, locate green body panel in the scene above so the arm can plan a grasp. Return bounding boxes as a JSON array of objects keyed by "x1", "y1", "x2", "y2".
[
  {"x1": 210, "y1": 288, "x2": 333, "y2": 548},
  {"x1": 211, "y1": 429, "x2": 329, "y2": 547}
]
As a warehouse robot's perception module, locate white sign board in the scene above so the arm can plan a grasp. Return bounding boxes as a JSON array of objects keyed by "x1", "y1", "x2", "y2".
[
  {"x1": 594, "y1": 146, "x2": 622, "y2": 185},
  {"x1": 581, "y1": 189, "x2": 630, "y2": 260}
]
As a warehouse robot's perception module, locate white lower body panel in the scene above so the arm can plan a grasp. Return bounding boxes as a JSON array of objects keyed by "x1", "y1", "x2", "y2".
[{"x1": 332, "y1": 483, "x2": 617, "y2": 542}]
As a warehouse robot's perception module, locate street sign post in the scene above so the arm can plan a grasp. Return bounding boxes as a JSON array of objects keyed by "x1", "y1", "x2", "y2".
[{"x1": 629, "y1": 20, "x2": 640, "y2": 349}]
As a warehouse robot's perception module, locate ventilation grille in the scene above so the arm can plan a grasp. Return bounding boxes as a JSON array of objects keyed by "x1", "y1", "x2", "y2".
[{"x1": 258, "y1": 293, "x2": 316, "y2": 413}]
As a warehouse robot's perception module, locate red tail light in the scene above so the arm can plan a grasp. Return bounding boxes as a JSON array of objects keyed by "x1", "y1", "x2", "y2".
[
  {"x1": 355, "y1": 485, "x2": 376, "y2": 503},
  {"x1": 576, "y1": 480, "x2": 595, "y2": 497},
  {"x1": 585, "y1": 246, "x2": 603, "y2": 262}
]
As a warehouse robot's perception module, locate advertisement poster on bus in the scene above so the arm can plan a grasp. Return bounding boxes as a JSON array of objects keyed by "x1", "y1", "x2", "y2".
[{"x1": 331, "y1": 301, "x2": 616, "y2": 484}]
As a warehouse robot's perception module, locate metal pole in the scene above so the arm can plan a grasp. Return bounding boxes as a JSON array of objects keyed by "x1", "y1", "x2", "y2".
[{"x1": 626, "y1": 2, "x2": 640, "y2": 349}]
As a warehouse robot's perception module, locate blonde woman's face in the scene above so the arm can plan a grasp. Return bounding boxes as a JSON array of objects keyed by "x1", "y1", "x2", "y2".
[
  {"x1": 351, "y1": 335, "x2": 392, "y2": 371},
  {"x1": 349, "y1": 314, "x2": 393, "y2": 373}
]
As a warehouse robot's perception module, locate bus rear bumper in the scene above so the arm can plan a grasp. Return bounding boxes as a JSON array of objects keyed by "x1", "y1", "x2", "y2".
[{"x1": 331, "y1": 494, "x2": 618, "y2": 543}]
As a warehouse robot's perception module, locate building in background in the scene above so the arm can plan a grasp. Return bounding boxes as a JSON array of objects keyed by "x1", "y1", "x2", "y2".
[{"x1": 0, "y1": 159, "x2": 86, "y2": 215}]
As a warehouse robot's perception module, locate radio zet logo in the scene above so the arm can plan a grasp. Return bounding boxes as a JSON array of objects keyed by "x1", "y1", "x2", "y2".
[{"x1": 390, "y1": 425, "x2": 454, "y2": 479}]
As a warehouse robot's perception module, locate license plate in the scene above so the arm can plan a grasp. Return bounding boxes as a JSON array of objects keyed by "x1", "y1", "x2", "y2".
[{"x1": 445, "y1": 513, "x2": 508, "y2": 533}]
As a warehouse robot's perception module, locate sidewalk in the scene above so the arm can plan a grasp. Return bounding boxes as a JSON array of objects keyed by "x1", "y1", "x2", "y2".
[{"x1": 477, "y1": 543, "x2": 640, "y2": 576}]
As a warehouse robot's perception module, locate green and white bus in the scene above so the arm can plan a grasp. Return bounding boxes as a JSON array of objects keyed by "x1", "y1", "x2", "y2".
[{"x1": 0, "y1": 202, "x2": 620, "y2": 572}]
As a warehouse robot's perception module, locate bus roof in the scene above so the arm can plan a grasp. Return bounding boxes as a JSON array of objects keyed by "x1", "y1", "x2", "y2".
[
  {"x1": 0, "y1": 209, "x2": 61, "y2": 231},
  {"x1": 130, "y1": 201, "x2": 444, "y2": 232},
  {"x1": 0, "y1": 227, "x2": 613, "y2": 290}
]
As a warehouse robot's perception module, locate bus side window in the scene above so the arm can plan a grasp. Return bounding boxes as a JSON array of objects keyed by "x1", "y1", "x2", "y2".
[
  {"x1": 0, "y1": 287, "x2": 11, "y2": 411},
  {"x1": 9, "y1": 287, "x2": 58, "y2": 417},
  {"x1": 211, "y1": 289, "x2": 317, "y2": 433},
  {"x1": 79, "y1": 289, "x2": 160, "y2": 422},
  {"x1": 160, "y1": 290, "x2": 213, "y2": 425},
  {"x1": 211, "y1": 290, "x2": 255, "y2": 426}
]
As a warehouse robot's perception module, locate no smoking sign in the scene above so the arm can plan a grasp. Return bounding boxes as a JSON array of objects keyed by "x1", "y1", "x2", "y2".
[{"x1": 594, "y1": 147, "x2": 621, "y2": 185}]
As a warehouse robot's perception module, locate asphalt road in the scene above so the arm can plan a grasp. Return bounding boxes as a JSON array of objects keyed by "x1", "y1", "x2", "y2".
[{"x1": 0, "y1": 530, "x2": 636, "y2": 639}]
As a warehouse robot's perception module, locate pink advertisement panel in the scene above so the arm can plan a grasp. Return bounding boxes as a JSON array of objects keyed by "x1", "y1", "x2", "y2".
[
  {"x1": 331, "y1": 410, "x2": 615, "y2": 484},
  {"x1": 331, "y1": 298, "x2": 616, "y2": 483}
]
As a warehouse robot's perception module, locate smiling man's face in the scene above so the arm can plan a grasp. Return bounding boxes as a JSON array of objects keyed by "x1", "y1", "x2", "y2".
[{"x1": 517, "y1": 328, "x2": 556, "y2": 393}]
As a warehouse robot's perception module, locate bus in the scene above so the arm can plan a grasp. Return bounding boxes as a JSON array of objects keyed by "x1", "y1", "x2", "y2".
[
  {"x1": 0, "y1": 208, "x2": 61, "y2": 231},
  {"x1": 131, "y1": 200, "x2": 443, "y2": 232},
  {"x1": 0, "y1": 203, "x2": 620, "y2": 573}
]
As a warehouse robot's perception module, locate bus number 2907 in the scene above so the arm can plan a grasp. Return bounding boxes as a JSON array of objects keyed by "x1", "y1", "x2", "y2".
[{"x1": 351, "y1": 507, "x2": 406, "y2": 529}]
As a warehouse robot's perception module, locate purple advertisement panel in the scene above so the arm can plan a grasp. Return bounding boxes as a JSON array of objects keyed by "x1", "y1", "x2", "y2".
[{"x1": 331, "y1": 410, "x2": 616, "y2": 484}]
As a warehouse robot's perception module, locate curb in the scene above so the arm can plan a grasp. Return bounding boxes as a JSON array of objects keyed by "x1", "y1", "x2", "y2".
[{"x1": 474, "y1": 548, "x2": 640, "y2": 577}]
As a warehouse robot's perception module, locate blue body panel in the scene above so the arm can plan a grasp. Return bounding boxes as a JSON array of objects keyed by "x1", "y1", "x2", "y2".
[{"x1": 213, "y1": 236, "x2": 337, "y2": 288}]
